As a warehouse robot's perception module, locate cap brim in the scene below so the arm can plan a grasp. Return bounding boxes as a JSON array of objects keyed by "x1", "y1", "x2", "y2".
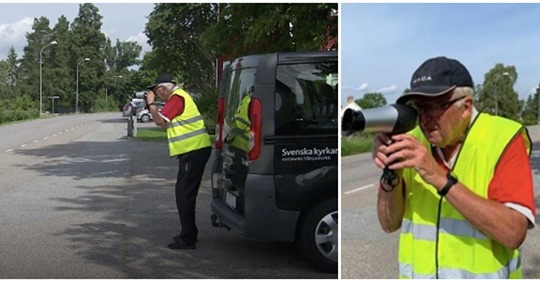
[
  {"x1": 396, "y1": 85, "x2": 456, "y2": 104},
  {"x1": 146, "y1": 83, "x2": 158, "y2": 90}
]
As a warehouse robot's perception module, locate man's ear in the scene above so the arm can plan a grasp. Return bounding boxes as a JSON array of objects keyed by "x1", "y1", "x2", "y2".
[{"x1": 461, "y1": 96, "x2": 474, "y2": 114}]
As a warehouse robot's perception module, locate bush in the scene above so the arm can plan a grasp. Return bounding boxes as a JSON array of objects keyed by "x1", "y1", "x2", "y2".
[
  {"x1": 341, "y1": 133, "x2": 374, "y2": 156},
  {"x1": 0, "y1": 96, "x2": 39, "y2": 124}
]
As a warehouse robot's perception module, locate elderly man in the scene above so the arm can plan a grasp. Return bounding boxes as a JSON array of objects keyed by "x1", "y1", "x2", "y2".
[
  {"x1": 372, "y1": 57, "x2": 536, "y2": 278},
  {"x1": 145, "y1": 74, "x2": 212, "y2": 250}
]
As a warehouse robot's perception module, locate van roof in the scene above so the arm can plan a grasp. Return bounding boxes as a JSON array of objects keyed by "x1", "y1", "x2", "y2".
[{"x1": 230, "y1": 51, "x2": 337, "y2": 70}]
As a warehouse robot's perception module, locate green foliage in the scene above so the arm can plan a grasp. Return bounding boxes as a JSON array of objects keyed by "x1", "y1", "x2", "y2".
[
  {"x1": 134, "y1": 127, "x2": 168, "y2": 142},
  {"x1": 522, "y1": 86, "x2": 540, "y2": 126},
  {"x1": 91, "y1": 97, "x2": 118, "y2": 112},
  {"x1": 341, "y1": 133, "x2": 374, "y2": 156},
  {"x1": 0, "y1": 95, "x2": 39, "y2": 124},
  {"x1": 202, "y1": 3, "x2": 337, "y2": 58},
  {"x1": 477, "y1": 64, "x2": 520, "y2": 121},
  {"x1": 193, "y1": 86, "x2": 218, "y2": 133},
  {"x1": 355, "y1": 92, "x2": 387, "y2": 109},
  {"x1": 144, "y1": 3, "x2": 217, "y2": 92}
]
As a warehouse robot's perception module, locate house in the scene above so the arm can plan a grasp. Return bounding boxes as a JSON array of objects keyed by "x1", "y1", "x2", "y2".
[{"x1": 341, "y1": 95, "x2": 361, "y2": 117}]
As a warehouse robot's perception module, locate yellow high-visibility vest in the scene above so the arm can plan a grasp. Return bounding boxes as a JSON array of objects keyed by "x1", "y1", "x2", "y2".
[
  {"x1": 399, "y1": 113, "x2": 531, "y2": 279},
  {"x1": 229, "y1": 95, "x2": 251, "y2": 152},
  {"x1": 166, "y1": 88, "x2": 211, "y2": 157}
]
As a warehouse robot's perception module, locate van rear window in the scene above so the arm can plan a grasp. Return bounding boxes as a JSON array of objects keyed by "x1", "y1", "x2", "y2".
[{"x1": 275, "y1": 62, "x2": 338, "y2": 135}]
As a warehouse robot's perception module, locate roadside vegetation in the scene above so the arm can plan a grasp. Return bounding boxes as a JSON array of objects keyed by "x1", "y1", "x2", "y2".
[
  {"x1": 0, "y1": 3, "x2": 337, "y2": 130},
  {"x1": 341, "y1": 133, "x2": 374, "y2": 157}
]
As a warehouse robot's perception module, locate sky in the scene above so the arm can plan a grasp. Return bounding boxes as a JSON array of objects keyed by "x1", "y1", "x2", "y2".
[
  {"x1": 341, "y1": 3, "x2": 540, "y2": 104},
  {"x1": 0, "y1": 2, "x2": 154, "y2": 60}
]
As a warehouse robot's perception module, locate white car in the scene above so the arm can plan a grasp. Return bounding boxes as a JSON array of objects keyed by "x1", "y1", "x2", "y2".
[
  {"x1": 122, "y1": 99, "x2": 145, "y2": 117},
  {"x1": 136, "y1": 101, "x2": 165, "y2": 122}
]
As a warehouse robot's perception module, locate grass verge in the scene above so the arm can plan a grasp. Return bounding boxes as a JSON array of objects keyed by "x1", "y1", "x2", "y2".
[
  {"x1": 134, "y1": 127, "x2": 168, "y2": 142},
  {"x1": 341, "y1": 133, "x2": 374, "y2": 156}
]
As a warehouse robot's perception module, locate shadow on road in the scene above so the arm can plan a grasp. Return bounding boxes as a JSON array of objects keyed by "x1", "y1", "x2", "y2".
[{"x1": 13, "y1": 135, "x2": 330, "y2": 278}]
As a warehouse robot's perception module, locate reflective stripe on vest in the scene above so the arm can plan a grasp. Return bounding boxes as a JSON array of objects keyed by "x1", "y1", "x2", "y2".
[
  {"x1": 399, "y1": 113, "x2": 530, "y2": 279},
  {"x1": 399, "y1": 256, "x2": 521, "y2": 279},
  {"x1": 166, "y1": 89, "x2": 211, "y2": 156}
]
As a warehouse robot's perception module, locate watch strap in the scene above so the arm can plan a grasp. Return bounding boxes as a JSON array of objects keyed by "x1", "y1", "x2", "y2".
[{"x1": 438, "y1": 172, "x2": 457, "y2": 197}]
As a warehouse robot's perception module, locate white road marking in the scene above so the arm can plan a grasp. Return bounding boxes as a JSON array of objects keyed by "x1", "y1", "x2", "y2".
[{"x1": 344, "y1": 183, "x2": 376, "y2": 195}]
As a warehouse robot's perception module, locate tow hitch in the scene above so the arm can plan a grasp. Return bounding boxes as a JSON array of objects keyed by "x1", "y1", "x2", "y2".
[{"x1": 211, "y1": 214, "x2": 231, "y2": 230}]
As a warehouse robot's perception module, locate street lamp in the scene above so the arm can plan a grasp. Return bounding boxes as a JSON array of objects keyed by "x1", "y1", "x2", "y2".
[
  {"x1": 39, "y1": 40, "x2": 58, "y2": 117},
  {"x1": 495, "y1": 72, "x2": 510, "y2": 116},
  {"x1": 106, "y1": 75, "x2": 122, "y2": 102},
  {"x1": 76, "y1": 57, "x2": 90, "y2": 113}
]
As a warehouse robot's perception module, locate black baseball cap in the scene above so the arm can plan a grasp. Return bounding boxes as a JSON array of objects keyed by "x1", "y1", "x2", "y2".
[
  {"x1": 396, "y1": 56, "x2": 473, "y2": 104},
  {"x1": 147, "y1": 74, "x2": 177, "y2": 90}
]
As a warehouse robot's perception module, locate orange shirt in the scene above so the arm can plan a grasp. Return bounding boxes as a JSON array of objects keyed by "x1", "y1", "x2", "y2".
[{"x1": 434, "y1": 134, "x2": 536, "y2": 224}]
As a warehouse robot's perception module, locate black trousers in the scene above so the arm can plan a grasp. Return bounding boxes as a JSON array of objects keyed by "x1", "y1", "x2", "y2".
[{"x1": 175, "y1": 146, "x2": 211, "y2": 244}]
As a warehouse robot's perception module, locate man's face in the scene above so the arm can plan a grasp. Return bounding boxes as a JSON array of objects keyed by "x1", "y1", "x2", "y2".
[
  {"x1": 152, "y1": 84, "x2": 166, "y2": 99},
  {"x1": 407, "y1": 92, "x2": 468, "y2": 147}
]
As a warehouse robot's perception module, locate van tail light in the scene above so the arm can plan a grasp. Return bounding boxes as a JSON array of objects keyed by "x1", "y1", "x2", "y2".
[
  {"x1": 215, "y1": 97, "x2": 225, "y2": 149},
  {"x1": 248, "y1": 98, "x2": 262, "y2": 160}
]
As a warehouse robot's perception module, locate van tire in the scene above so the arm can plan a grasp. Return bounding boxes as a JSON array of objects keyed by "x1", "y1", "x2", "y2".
[
  {"x1": 141, "y1": 114, "x2": 150, "y2": 123},
  {"x1": 298, "y1": 198, "x2": 338, "y2": 273}
]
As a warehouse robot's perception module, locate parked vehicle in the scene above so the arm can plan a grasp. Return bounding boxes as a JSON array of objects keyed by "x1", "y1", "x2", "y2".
[
  {"x1": 122, "y1": 99, "x2": 144, "y2": 118},
  {"x1": 211, "y1": 51, "x2": 338, "y2": 273},
  {"x1": 136, "y1": 101, "x2": 165, "y2": 122}
]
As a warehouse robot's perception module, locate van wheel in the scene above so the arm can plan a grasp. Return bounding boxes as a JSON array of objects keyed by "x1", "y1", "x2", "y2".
[
  {"x1": 141, "y1": 114, "x2": 150, "y2": 123},
  {"x1": 298, "y1": 198, "x2": 338, "y2": 273}
]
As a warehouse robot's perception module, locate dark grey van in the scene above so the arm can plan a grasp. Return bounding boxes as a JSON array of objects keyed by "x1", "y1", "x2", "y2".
[{"x1": 211, "y1": 51, "x2": 338, "y2": 273}]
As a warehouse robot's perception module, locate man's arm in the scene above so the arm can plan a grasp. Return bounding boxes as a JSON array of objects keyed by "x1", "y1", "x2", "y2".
[
  {"x1": 385, "y1": 133, "x2": 531, "y2": 250},
  {"x1": 443, "y1": 183, "x2": 528, "y2": 250},
  {"x1": 373, "y1": 133, "x2": 406, "y2": 232},
  {"x1": 149, "y1": 104, "x2": 167, "y2": 128},
  {"x1": 377, "y1": 180, "x2": 405, "y2": 233}
]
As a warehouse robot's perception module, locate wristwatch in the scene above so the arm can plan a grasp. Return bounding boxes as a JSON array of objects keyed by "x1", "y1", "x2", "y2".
[{"x1": 438, "y1": 172, "x2": 458, "y2": 197}]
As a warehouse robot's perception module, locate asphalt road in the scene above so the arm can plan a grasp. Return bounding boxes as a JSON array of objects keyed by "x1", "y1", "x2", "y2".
[
  {"x1": 0, "y1": 113, "x2": 336, "y2": 279},
  {"x1": 341, "y1": 125, "x2": 540, "y2": 279}
]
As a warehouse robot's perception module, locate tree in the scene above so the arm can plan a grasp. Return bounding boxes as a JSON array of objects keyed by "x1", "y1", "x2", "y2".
[
  {"x1": 70, "y1": 3, "x2": 107, "y2": 112},
  {"x1": 355, "y1": 92, "x2": 386, "y2": 109},
  {"x1": 144, "y1": 3, "x2": 218, "y2": 92},
  {"x1": 6, "y1": 46, "x2": 19, "y2": 97},
  {"x1": 478, "y1": 64, "x2": 519, "y2": 121},
  {"x1": 202, "y1": 3, "x2": 338, "y2": 58},
  {"x1": 521, "y1": 94, "x2": 537, "y2": 126},
  {"x1": 0, "y1": 60, "x2": 8, "y2": 97},
  {"x1": 18, "y1": 16, "x2": 54, "y2": 107},
  {"x1": 49, "y1": 15, "x2": 74, "y2": 112}
]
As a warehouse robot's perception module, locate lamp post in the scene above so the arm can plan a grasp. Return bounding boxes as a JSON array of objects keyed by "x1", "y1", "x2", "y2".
[
  {"x1": 494, "y1": 72, "x2": 510, "y2": 116},
  {"x1": 76, "y1": 57, "x2": 90, "y2": 113},
  {"x1": 106, "y1": 75, "x2": 122, "y2": 102},
  {"x1": 39, "y1": 40, "x2": 58, "y2": 117}
]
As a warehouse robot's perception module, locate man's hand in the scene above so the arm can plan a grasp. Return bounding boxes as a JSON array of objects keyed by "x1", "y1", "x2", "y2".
[
  {"x1": 372, "y1": 133, "x2": 394, "y2": 170},
  {"x1": 145, "y1": 90, "x2": 155, "y2": 105},
  {"x1": 384, "y1": 134, "x2": 447, "y2": 190}
]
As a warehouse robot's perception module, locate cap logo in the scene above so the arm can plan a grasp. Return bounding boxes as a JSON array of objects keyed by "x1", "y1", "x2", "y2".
[{"x1": 412, "y1": 75, "x2": 432, "y2": 85}]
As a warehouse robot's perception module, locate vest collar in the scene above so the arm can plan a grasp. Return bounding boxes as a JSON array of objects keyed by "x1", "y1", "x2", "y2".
[{"x1": 434, "y1": 107, "x2": 478, "y2": 168}]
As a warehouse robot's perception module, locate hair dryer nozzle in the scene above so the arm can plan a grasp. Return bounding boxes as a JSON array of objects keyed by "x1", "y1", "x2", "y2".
[{"x1": 341, "y1": 104, "x2": 418, "y2": 135}]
